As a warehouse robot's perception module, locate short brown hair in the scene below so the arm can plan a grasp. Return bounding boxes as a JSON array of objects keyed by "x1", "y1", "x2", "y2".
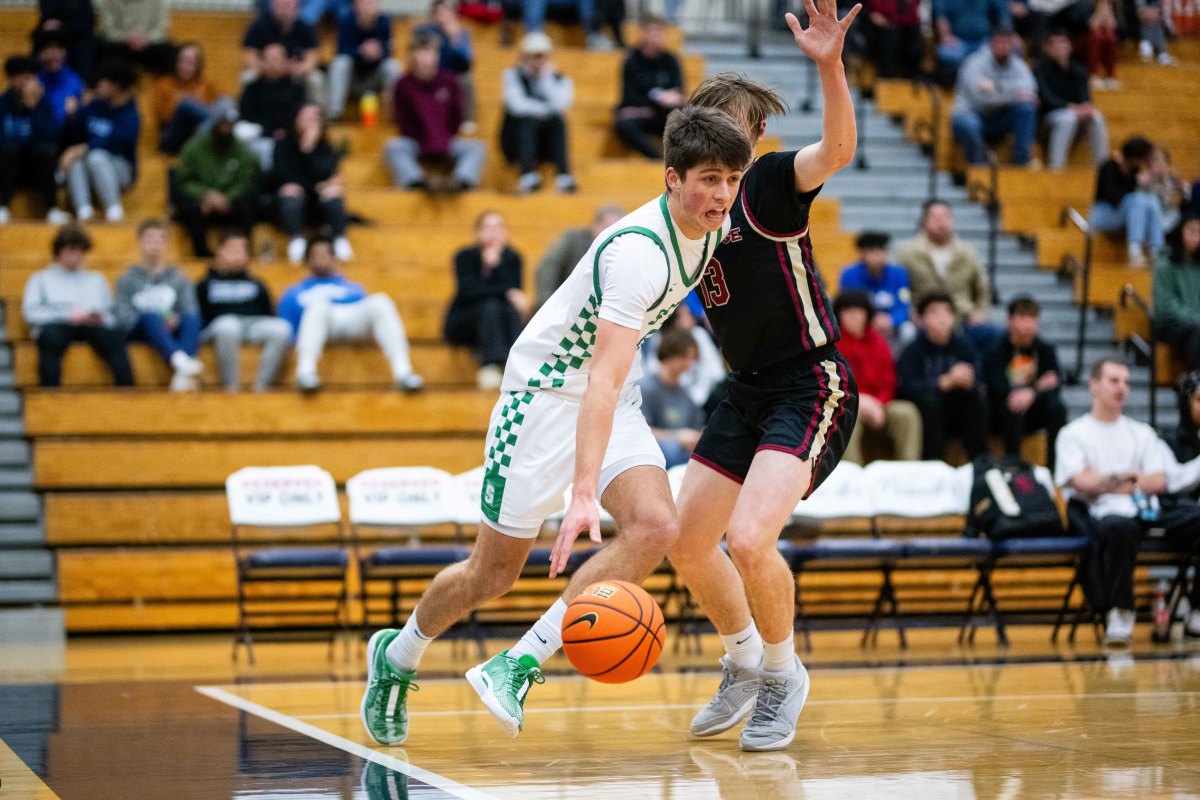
[
  {"x1": 663, "y1": 105, "x2": 752, "y2": 184},
  {"x1": 410, "y1": 30, "x2": 440, "y2": 51},
  {"x1": 137, "y1": 218, "x2": 168, "y2": 238},
  {"x1": 1090, "y1": 355, "x2": 1128, "y2": 381},
  {"x1": 640, "y1": 13, "x2": 668, "y2": 28},
  {"x1": 688, "y1": 73, "x2": 787, "y2": 140},
  {"x1": 658, "y1": 329, "x2": 698, "y2": 362},
  {"x1": 1007, "y1": 295, "x2": 1040, "y2": 317},
  {"x1": 51, "y1": 222, "x2": 92, "y2": 256}
]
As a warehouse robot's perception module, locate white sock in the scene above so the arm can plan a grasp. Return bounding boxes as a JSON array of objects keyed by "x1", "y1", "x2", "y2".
[
  {"x1": 762, "y1": 636, "x2": 798, "y2": 673},
  {"x1": 509, "y1": 598, "x2": 568, "y2": 665},
  {"x1": 720, "y1": 621, "x2": 763, "y2": 669},
  {"x1": 384, "y1": 610, "x2": 433, "y2": 674}
]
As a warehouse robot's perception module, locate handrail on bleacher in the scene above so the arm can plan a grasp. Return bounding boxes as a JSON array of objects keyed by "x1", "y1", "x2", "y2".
[
  {"x1": 1120, "y1": 284, "x2": 1160, "y2": 428},
  {"x1": 908, "y1": 78, "x2": 942, "y2": 201},
  {"x1": 1062, "y1": 207, "x2": 1094, "y2": 384}
]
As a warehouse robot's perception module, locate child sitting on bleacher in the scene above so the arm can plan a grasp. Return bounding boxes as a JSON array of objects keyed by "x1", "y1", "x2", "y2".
[{"x1": 60, "y1": 58, "x2": 140, "y2": 223}]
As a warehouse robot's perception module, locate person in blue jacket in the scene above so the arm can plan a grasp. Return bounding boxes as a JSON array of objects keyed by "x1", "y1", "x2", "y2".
[
  {"x1": 278, "y1": 236, "x2": 425, "y2": 393},
  {"x1": 838, "y1": 230, "x2": 913, "y2": 344},
  {"x1": 34, "y1": 30, "x2": 84, "y2": 129},
  {"x1": 1, "y1": 56, "x2": 69, "y2": 224},
  {"x1": 60, "y1": 58, "x2": 140, "y2": 223}
]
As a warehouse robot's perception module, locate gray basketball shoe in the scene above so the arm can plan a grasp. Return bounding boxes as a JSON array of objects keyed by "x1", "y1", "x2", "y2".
[
  {"x1": 691, "y1": 656, "x2": 760, "y2": 737},
  {"x1": 739, "y1": 658, "x2": 810, "y2": 752}
]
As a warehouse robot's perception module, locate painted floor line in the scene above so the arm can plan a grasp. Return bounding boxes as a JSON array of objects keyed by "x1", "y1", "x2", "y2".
[
  {"x1": 195, "y1": 685, "x2": 503, "y2": 800},
  {"x1": 285, "y1": 689, "x2": 1200, "y2": 721}
]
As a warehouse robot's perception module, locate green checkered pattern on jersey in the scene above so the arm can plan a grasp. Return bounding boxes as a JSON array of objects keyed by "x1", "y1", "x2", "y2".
[
  {"x1": 527, "y1": 295, "x2": 599, "y2": 390},
  {"x1": 481, "y1": 390, "x2": 535, "y2": 522}
]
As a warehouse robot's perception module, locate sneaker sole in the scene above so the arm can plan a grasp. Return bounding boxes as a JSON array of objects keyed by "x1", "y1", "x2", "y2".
[
  {"x1": 690, "y1": 693, "x2": 757, "y2": 738},
  {"x1": 465, "y1": 665, "x2": 521, "y2": 738},
  {"x1": 739, "y1": 664, "x2": 811, "y2": 753},
  {"x1": 361, "y1": 629, "x2": 407, "y2": 746}
]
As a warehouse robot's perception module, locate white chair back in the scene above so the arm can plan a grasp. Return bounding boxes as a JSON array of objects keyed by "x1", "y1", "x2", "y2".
[
  {"x1": 346, "y1": 467, "x2": 456, "y2": 526},
  {"x1": 451, "y1": 466, "x2": 485, "y2": 526},
  {"x1": 864, "y1": 460, "x2": 970, "y2": 517},
  {"x1": 793, "y1": 461, "x2": 872, "y2": 520},
  {"x1": 226, "y1": 465, "x2": 341, "y2": 527}
]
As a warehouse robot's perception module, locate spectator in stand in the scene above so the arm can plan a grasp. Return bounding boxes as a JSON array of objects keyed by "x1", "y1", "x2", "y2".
[
  {"x1": 836, "y1": 290, "x2": 923, "y2": 464},
  {"x1": 614, "y1": 16, "x2": 684, "y2": 160},
  {"x1": 933, "y1": 0, "x2": 1010, "y2": 87},
  {"x1": 898, "y1": 199, "x2": 998, "y2": 354},
  {"x1": 500, "y1": 33, "x2": 577, "y2": 195},
  {"x1": 385, "y1": 31, "x2": 483, "y2": 194},
  {"x1": 951, "y1": 27, "x2": 1038, "y2": 167},
  {"x1": 254, "y1": 0, "x2": 350, "y2": 28},
  {"x1": 1056, "y1": 356, "x2": 1200, "y2": 646},
  {"x1": 23, "y1": 223, "x2": 133, "y2": 387},
  {"x1": 838, "y1": 230, "x2": 914, "y2": 343},
  {"x1": 642, "y1": 304, "x2": 727, "y2": 411},
  {"x1": 238, "y1": 42, "x2": 306, "y2": 172},
  {"x1": 1136, "y1": 0, "x2": 1176, "y2": 65},
  {"x1": 114, "y1": 219, "x2": 204, "y2": 392},
  {"x1": 279, "y1": 237, "x2": 424, "y2": 392},
  {"x1": 1146, "y1": 147, "x2": 1187, "y2": 236},
  {"x1": 34, "y1": 0, "x2": 96, "y2": 77},
  {"x1": 1153, "y1": 213, "x2": 1200, "y2": 369},
  {"x1": 413, "y1": 0, "x2": 477, "y2": 129},
  {"x1": 0, "y1": 57, "x2": 68, "y2": 225},
  {"x1": 35, "y1": 30, "x2": 84, "y2": 130},
  {"x1": 508, "y1": 0, "x2": 624, "y2": 51},
  {"x1": 196, "y1": 230, "x2": 293, "y2": 392},
  {"x1": 983, "y1": 296, "x2": 1067, "y2": 468},
  {"x1": 897, "y1": 291, "x2": 988, "y2": 460},
  {"x1": 1169, "y1": 370, "x2": 1200, "y2": 466},
  {"x1": 242, "y1": 0, "x2": 324, "y2": 107},
  {"x1": 1086, "y1": 0, "x2": 1120, "y2": 91},
  {"x1": 272, "y1": 103, "x2": 353, "y2": 264},
  {"x1": 444, "y1": 211, "x2": 529, "y2": 389},
  {"x1": 1091, "y1": 136, "x2": 1164, "y2": 268},
  {"x1": 60, "y1": 58, "x2": 139, "y2": 224},
  {"x1": 152, "y1": 43, "x2": 219, "y2": 155},
  {"x1": 637, "y1": 329, "x2": 707, "y2": 468},
  {"x1": 1035, "y1": 31, "x2": 1108, "y2": 171},
  {"x1": 1011, "y1": 0, "x2": 1092, "y2": 51},
  {"x1": 328, "y1": 0, "x2": 400, "y2": 122},
  {"x1": 95, "y1": 0, "x2": 175, "y2": 75},
  {"x1": 863, "y1": 0, "x2": 923, "y2": 79},
  {"x1": 173, "y1": 99, "x2": 259, "y2": 258},
  {"x1": 534, "y1": 204, "x2": 624, "y2": 309}
]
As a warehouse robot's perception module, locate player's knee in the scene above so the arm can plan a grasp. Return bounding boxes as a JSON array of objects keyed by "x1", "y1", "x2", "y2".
[
  {"x1": 725, "y1": 531, "x2": 776, "y2": 573},
  {"x1": 467, "y1": 559, "x2": 521, "y2": 602},
  {"x1": 631, "y1": 505, "x2": 679, "y2": 555}
]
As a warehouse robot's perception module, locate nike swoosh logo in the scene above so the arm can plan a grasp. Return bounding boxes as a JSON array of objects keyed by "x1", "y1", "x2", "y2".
[
  {"x1": 564, "y1": 612, "x2": 600, "y2": 632},
  {"x1": 735, "y1": 636, "x2": 751, "y2": 645},
  {"x1": 535, "y1": 631, "x2": 548, "y2": 644}
]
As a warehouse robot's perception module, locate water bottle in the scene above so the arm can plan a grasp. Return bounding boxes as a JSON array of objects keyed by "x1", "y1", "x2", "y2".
[
  {"x1": 1152, "y1": 579, "x2": 1171, "y2": 643},
  {"x1": 1132, "y1": 488, "x2": 1159, "y2": 522},
  {"x1": 360, "y1": 92, "x2": 379, "y2": 129}
]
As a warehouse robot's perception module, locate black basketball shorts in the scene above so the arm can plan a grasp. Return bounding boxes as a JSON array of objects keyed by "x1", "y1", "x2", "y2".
[{"x1": 691, "y1": 347, "x2": 858, "y2": 499}]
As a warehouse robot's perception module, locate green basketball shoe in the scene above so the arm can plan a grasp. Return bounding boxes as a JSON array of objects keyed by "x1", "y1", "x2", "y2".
[
  {"x1": 465, "y1": 650, "x2": 545, "y2": 737},
  {"x1": 361, "y1": 628, "x2": 419, "y2": 745}
]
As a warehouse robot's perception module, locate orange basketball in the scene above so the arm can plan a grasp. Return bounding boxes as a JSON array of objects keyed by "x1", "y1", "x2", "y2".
[{"x1": 561, "y1": 580, "x2": 665, "y2": 684}]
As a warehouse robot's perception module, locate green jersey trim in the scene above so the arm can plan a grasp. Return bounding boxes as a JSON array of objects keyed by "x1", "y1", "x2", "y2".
[
  {"x1": 590, "y1": 224, "x2": 672, "y2": 312},
  {"x1": 657, "y1": 193, "x2": 713, "y2": 289}
]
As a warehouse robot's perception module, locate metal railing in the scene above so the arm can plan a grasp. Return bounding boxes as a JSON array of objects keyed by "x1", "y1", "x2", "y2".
[
  {"x1": 909, "y1": 80, "x2": 941, "y2": 201},
  {"x1": 1120, "y1": 284, "x2": 1160, "y2": 428},
  {"x1": 1062, "y1": 207, "x2": 1093, "y2": 384},
  {"x1": 965, "y1": 152, "x2": 1003, "y2": 306}
]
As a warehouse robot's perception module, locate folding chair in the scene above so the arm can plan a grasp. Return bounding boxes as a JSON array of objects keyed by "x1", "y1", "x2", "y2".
[
  {"x1": 348, "y1": 467, "x2": 469, "y2": 638},
  {"x1": 226, "y1": 465, "x2": 347, "y2": 665}
]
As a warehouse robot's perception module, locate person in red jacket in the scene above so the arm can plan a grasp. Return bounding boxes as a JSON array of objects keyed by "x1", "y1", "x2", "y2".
[
  {"x1": 864, "y1": 0, "x2": 923, "y2": 78},
  {"x1": 835, "y1": 290, "x2": 923, "y2": 463}
]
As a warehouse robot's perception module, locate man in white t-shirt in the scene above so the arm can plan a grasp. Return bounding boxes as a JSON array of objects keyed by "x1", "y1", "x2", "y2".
[
  {"x1": 1055, "y1": 357, "x2": 1200, "y2": 646},
  {"x1": 358, "y1": 105, "x2": 752, "y2": 745}
]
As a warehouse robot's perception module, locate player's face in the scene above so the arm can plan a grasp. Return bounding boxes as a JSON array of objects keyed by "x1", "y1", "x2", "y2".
[{"x1": 668, "y1": 163, "x2": 742, "y2": 237}]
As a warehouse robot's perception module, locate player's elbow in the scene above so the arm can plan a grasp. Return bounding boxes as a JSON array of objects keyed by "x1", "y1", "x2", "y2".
[{"x1": 821, "y1": 141, "x2": 857, "y2": 171}]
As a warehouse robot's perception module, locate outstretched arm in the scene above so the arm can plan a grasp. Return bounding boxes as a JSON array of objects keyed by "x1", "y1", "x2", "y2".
[{"x1": 788, "y1": 0, "x2": 861, "y2": 192}]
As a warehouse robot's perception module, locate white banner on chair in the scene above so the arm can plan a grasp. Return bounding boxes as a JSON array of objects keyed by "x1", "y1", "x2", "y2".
[
  {"x1": 451, "y1": 466, "x2": 485, "y2": 526},
  {"x1": 347, "y1": 467, "x2": 455, "y2": 526},
  {"x1": 864, "y1": 460, "x2": 970, "y2": 517},
  {"x1": 793, "y1": 461, "x2": 872, "y2": 520},
  {"x1": 226, "y1": 466, "x2": 341, "y2": 527}
]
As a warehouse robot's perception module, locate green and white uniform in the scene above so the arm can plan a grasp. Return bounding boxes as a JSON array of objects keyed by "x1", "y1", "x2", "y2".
[{"x1": 481, "y1": 194, "x2": 728, "y2": 537}]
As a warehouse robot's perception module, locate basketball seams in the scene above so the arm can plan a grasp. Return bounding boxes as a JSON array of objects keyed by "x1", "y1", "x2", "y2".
[{"x1": 562, "y1": 581, "x2": 664, "y2": 682}]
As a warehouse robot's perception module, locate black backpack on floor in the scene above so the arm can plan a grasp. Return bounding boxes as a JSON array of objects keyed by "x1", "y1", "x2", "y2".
[{"x1": 965, "y1": 455, "x2": 1065, "y2": 539}]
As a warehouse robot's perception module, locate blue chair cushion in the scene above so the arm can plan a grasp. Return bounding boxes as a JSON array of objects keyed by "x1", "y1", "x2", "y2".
[
  {"x1": 903, "y1": 537, "x2": 992, "y2": 559},
  {"x1": 992, "y1": 536, "x2": 1089, "y2": 558},
  {"x1": 1139, "y1": 537, "x2": 1191, "y2": 556},
  {"x1": 366, "y1": 546, "x2": 469, "y2": 568},
  {"x1": 244, "y1": 547, "x2": 349, "y2": 569},
  {"x1": 525, "y1": 547, "x2": 595, "y2": 572},
  {"x1": 805, "y1": 538, "x2": 905, "y2": 561}
]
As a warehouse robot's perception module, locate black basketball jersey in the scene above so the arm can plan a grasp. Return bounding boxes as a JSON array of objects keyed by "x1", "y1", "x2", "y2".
[{"x1": 698, "y1": 151, "x2": 840, "y2": 373}]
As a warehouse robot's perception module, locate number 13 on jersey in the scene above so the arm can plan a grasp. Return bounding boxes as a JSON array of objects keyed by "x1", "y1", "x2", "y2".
[{"x1": 698, "y1": 258, "x2": 731, "y2": 308}]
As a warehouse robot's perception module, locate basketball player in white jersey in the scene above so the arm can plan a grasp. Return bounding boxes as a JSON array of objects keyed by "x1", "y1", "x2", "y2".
[{"x1": 361, "y1": 105, "x2": 752, "y2": 744}]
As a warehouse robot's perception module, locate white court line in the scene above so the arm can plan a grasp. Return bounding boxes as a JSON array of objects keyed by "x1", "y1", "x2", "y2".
[
  {"x1": 289, "y1": 689, "x2": 1200, "y2": 721},
  {"x1": 195, "y1": 685, "x2": 502, "y2": 800}
]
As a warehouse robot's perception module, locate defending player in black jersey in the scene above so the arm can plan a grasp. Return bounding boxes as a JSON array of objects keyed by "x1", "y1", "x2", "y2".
[{"x1": 666, "y1": 0, "x2": 861, "y2": 752}]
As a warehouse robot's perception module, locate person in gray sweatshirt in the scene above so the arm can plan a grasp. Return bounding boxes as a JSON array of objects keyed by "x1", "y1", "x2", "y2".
[
  {"x1": 950, "y1": 27, "x2": 1038, "y2": 166},
  {"x1": 114, "y1": 218, "x2": 204, "y2": 390},
  {"x1": 22, "y1": 223, "x2": 134, "y2": 387}
]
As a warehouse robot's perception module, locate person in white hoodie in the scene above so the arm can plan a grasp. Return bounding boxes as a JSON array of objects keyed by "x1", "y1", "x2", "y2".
[
  {"x1": 498, "y1": 32, "x2": 576, "y2": 195},
  {"x1": 22, "y1": 222, "x2": 133, "y2": 387}
]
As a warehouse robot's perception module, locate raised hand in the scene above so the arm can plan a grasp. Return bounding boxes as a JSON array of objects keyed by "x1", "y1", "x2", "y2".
[{"x1": 786, "y1": 0, "x2": 861, "y2": 67}]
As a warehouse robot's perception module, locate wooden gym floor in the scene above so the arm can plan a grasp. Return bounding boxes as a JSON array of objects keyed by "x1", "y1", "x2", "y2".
[{"x1": 2, "y1": 628, "x2": 1199, "y2": 799}]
